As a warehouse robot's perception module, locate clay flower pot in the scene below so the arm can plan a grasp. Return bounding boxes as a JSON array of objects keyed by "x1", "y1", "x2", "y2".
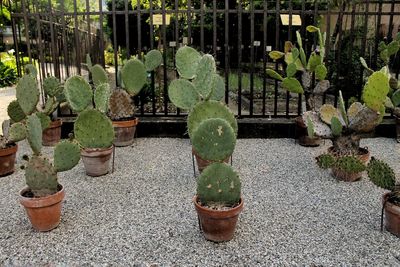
[
  {"x1": 192, "y1": 148, "x2": 230, "y2": 173},
  {"x1": 80, "y1": 146, "x2": 113, "y2": 177},
  {"x1": 193, "y1": 196, "x2": 244, "y2": 242},
  {"x1": 382, "y1": 192, "x2": 400, "y2": 237},
  {"x1": 295, "y1": 116, "x2": 321, "y2": 147},
  {"x1": 112, "y1": 118, "x2": 138, "y2": 147},
  {"x1": 19, "y1": 185, "x2": 65, "y2": 232},
  {"x1": 42, "y1": 119, "x2": 62, "y2": 146},
  {"x1": 0, "y1": 143, "x2": 17, "y2": 177},
  {"x1": 328, "y1": 147, "x2": 370, "y2": 182}
]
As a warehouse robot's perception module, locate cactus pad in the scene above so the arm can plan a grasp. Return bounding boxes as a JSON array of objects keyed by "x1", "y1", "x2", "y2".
[
  {"x1": 347, "y1": 102, "x2": 363, "y2": 122},
  {"x1": 108, "y1": 89, "x2": 135, "y2": 120},
  {"x1": 43, "y1": 76, "x2": 61, "y2": 97},
  {"x1": 24, "y1": 64, "x2": 37, "y2": 78},
  {"x1": 367, "y1": 158, "x2": 396, "y2": 191},
  {"x1": 330, "y1": 116, "x2": 343, "y2": 137},
  {"x1": 16, "y1": 75, "x2": 39, "y2": 115},
  {"x1": 315, "y1": 64, "x2": 327, "y2": 80},
  {"x1": 197, "y1": 162, "x2": 241, "y2": 206},
  {"x1": 286, "y1": 63, "x2": 297, "y2": 78},
  {"x1": 54, "y1": 140, "x2": 81, "y2": 172},
  {"x1": 316, "y1": 153, "x2": 335, "y2": 169},
  {"x1": 25, "y1": 155, "x2": 58, "y2": 197},
  {"x1": 338, "y1": 91, "x2": 349, "y2": 126},
  {"x1": 207, "y1": 74, "x2": 225, "y2": 101},
  {"x1": 307, "y1": 53, "x2": 322, "y2": 72},
  {"x1": 175, "y1": 46, "x2": 201, "y2": 79},
  {"x1": 42, "y1": 96, "x2": 58, "y2": 115},
  {"x1": 7, "y1": 100, "x2": 26, "y2": 122},
  {"x1": 36, "y1": 112, "x2": 51, "y2": 130},
  {"x1": 313, "y1": 80, "x2": 330, "y2": 94},
  {"x1": 306, "y1": 116, "x2": 314, "y2": 138},
  {"x1": 94, "y1": 83, "x2": 111, "y2": 113},
  {"x1": 145, "y1": 49, "x2": 163, "y2": 71},
  {"x1": 8, "y1": 122, "x2": 26, "y2": 142},
  {"x1": 348, "y1": 106, "x2": 380, "y2": 133},
  {"x1": 91, "y1": 64, "x2": 108, "y2": 87},
  {"x1": 187, "y1": 100, "x2": 237, "y2": 138},
  {"x1": 121, "y1": 58, "x2": 147, "y2": 96},
  {"x1": 26, "y1": 114, "x2": 43, "y2": 155},
  {"x1": 359, "y1": 57, "x2": 374, "y2": 75},
  {"x1": 391, "y1": 89, "x2": 400, "y2": 107},
  {"x1": 319, "y1": 104, "x2": 340, "y2": 125},
  {"x1": 193, "y1": 54, "x2": 216, "y2": 98},
  {"x1": 302, "y1": 111, "x2": 332, "y2": 138},
  {"x1": 268, "y1": 51, "x2": 285, "y2": 61},
  {"x1": 74, "y1": 109, "x2": 114, "y2": 148},
  {"x1": 168, "y1": 79, "x2": 199, "y2": 110},
  {"x1": 362, "y1": 71, "x2": 390, "y2": 112},
  {"x1": 65, "y1": 76, "x2": 93, "y2": 112},
  {"x1": 281, "y1": 77, "x2": 304, "y2": 94},
  {"x1": 266, "y1": 69, "x2": 283, "y2": 81},
  {"x1": 191, "y1": 118, "x2": 236, "y2": 161}
]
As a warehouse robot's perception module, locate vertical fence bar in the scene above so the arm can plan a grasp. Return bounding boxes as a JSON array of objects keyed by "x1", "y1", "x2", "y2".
[
  {"x1": 387, "y1": 0, "x2": 395, "y2": 42},
  {"x1": 162, "y1": 0, "x2": 168, "y2": 115},
  {"x1": 175, "y1": 0, "x2": 180, "y2": 116},
  {"x1": 60, "y1": 0, "x2": 70, "y2": 78},
  {"x1": 334, "y1": 3, "x2": 345, "y2": 107},
  {"x1": 249, "y1": 0, "x2": 254, "y2": 115},
  {"x1": 373, "y1": 0, "x2": 383, "y2": 69},
  {"x1": 86, "y1": 0, "x2": 92, "y2": 55},
  {"x1": 224, "y1": 0, "x2": 229, "y2": 104},
  {"x1": 98, "y1": 0, "x2": 105, "y2": 66},
  {"x1": 187, "y1": 0, "x2": 192, "y2": 46},
  {"x1": 200, "y1": 0, "x2": 204, "y2": 52},
  {"x1": 21, "y1": 0, "x2": 32, "y2": 63},
  {"x1": 360, "y1": 0, "x2": 370, "y2": 101},
  {"x1": 48, "y1": 0, "x2": 59, "y2": 79},
  {"x1": 286, "y1": 0, "x2": 293, "y2": 117},
  {"x1": 213, "y1": 0, "x2": 217, "y2": 56},
  {"x1": 262, "y1": 0, "x2": 268, "y2": 116},
  {"x1": 149, "y1": 0, "x2": 156, "y2": 115},
  {"x1": 237, "y1": 0, "x2": 242, "y2": 117},
  {"x1": 11, "y1": 18, "x2": 22, "y2": 76},
  {"x1": 274, "y1": 0, "x2": 280, "y2": 116},
  {"x1": 347, "y1": 0, "x2": 357, "y2": 100},
  {"x1": 73, "y1": 0, "x2": 82, "y2": 74},
  {"x1": 297, "y1": 0, "x2": 306, "y2": 115},
  {"x1": 137, "y1": 0, "x2": 142, "y2": 58},
  {"x1": 112, "y1": 0, "x2": 118, "y2": 83},
  {"x1": 322, "y1": 2, "x2": 331, "y2": 105},
  {"x1": 125, "y1": 0, "x2": 130, "y2": 58}
]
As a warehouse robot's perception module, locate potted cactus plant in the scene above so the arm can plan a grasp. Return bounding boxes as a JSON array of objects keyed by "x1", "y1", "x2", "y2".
[
  {"x1": 64, "y1": 76, "x2": 114, "y2": 177},
  {"x1": 366, "y1": 157, "x2": 400, "y2": 237},
  {"x1": 168, "y1": 46, "x2": 236, "y2": 172},
  {"x1": 267, "y1": 26, "x2": 330, "y2": 146},
  {"x1": 6, "y1": 73, "x2": 80, "y2": 231},
  {"x1": 0, "y1": 133, "x2": 17, "y2": 177},
  {"x1": 307, "y1": 67, "x2": 389, "y2": 181}
]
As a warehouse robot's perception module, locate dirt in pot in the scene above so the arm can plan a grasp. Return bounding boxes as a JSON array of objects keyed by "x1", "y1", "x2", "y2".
[{"x1": 197, "y1": 199, "x2": 241, "y2": 211}]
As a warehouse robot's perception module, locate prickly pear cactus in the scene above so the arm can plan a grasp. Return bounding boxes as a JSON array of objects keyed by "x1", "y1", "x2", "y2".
[
  {"x1": 316, "y1": 154, "x2": 335, "y2": 169},
  {"x1": 347, "y1": 102, "x2": 363, "y2": 123},
  {"x1": 42, "y1": 96, "x2": 58, "y2": 116},
  {"x1": 145, "y1": 49, "x2": 163, "y2": 72},
  {"x1": 36, "y1": 112, "x2": 51, "y2": 130},
  {"x1": 266, "y1": 69, "x2": 283, "y2": 81},
  {"x1": 193, "y1": 54, "x2": 216, "y2": 98},
  {"x1": 24, "y1": 64, "x2": 38, "y2": 78},
  {"x1": 362, "y1": 71, "x2": 390, "y2": 112},
  {"x1": 319, "y1": 104, "x2": 340, "y2": 125},
  {"x1": 191, "y1": 118, "x2": 236, "y2": 161},
  {"x1": 175, "y1": 46, "x2": 201, "y2": 79},
  {"x1": 74, "y1": 109, "x2": 114, "y2": 148},
  {"x1": 25, "y1": 155, "x2": 58, "y2": 197},
  {"x1": 207, "y1": 74, "x2": 225, "y2": 101},
  {"x1": 43, "y1": 76, "x2": 61, "y2": 97},
  {"x1": 8, "y1": 122, "x2": 26, "y2": 142},
  {"x1": 54, "y1": 140, "x2": 81, "y2": 172},
  {"x1": 187, "y1": 100, "x2": 238, "y2": 138},
  {"x1": 367, "y1": 158, "x2": 396, "y2": 191},
  {"x1": 330, "y1": 117, "x2": 343, "y2": 137},
  {"x1": 168, "y1": 79, "x2": 199, "y2": 110},
  {"x1": 197, "y1": 162, "x2": 241, "y2": 206},
  {"x1": 7, "y1": 100, "x2": 26, "y2": 122},
  {"x1": 121, "y1": 58, "x2": 147, "y2": 96},
  {"x1": 16, "y1": 75, "x2": 39, "y2": 115},
  {"x1": 335, "y1": 156, "x2": 366, "y2": 173},
  {"x1": 26, "y1": 114, "x2": 42, "y2": 155},
  {"x1": 65, "y1": 76, "x2": 93, "y2": 112},
  {"x1": 94, "y1": 83, "x2": 111, "y2": 113},
  {"x1": 91, "y1": 64, "x2": 108, "y2": 87},
  {"x1": 108, "y1": 89, "x2": 135, "y2": 120}
]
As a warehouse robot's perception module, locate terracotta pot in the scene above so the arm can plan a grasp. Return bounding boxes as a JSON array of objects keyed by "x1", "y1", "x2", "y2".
[
  {"x1": 19, "y1": 185, "x2": 65, "y2": 232},
  {"x1": 328, "y1": 147, "x2": 370, "y2": 182},
  {"x1": 194, "y1": 196, "x2": 244, "y2": 242},
  {"x1": 42, "y1": 119, "x2": 62, "y2": 146},
  {"x1": 295, "y1": 116, "x2": 321, "y2": 147},
  {"x1": 112, "y1": 118, "x2": 139, "y2": 147},
  {"x1": 192, "y1": 148, "x2": 230, "y2": 173},
  {"x1": 80, "y1": 146, "x2": 113, "y2": 177},
  {"x1": 383, "y1": 192, "x2": 400, "y2": 237},
  {"x1": 0, "y1": 143, "x2": 17, "y2": 177}
]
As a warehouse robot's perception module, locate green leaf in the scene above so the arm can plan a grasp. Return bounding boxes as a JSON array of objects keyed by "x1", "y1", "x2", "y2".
[
  {"x1": 291, "y1": 48, "x2": 300, "y2": 61},
  {"x1": 296, "y1": 31, "x2": 303, "y2": 48},
  {"x1": 392, "y1": 89, "x2": 400, "y2": 107},
  {"x1": 282, "y1": 77, "x2": 304, "y2": 94},
  {"x1": 269, "y1": 51, "x2": 285, "y2": 61},
  {"x1": 359, "y1": 57, "x2": 374, "y2": 75},
  {"x1": 306, "y1": 25, "x2": 319, "y2": 33},
  {"x1": 307, "y1": 53, "x2": 322, "y2": 72},
  {"x1": 330, "y1": 116, "x2": 343, "y2": 137},
  {"x1": 338, "y1": 91, "x2": 349, "y2": 126},
  {"x1": 286, "y1": 63, "x2": 297, "y2": 78},
  {"x1": 315, "y1": 64, "x2": 327, "y2": 81},
  {"x1": 387, "y1": 41, "x2": 400, "y2": 57},
  {"x1": 385, "y1": 96, "x2": 394, "y2": 109},
  {"x1": 266, "y1": 69, "x2": 284, "y2": 81},
  {"x1": 299, "y1": 47, "x2": 307, "y2": 67}
]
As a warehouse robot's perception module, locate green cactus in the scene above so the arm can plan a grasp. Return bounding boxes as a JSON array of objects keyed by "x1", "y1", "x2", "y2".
[
  {"x1": 319, "y1": 104, "x2": 339, "y2": 125},
  {"x1": 268, "y1": 51, "x2": 285, "y2": 61},
  {"x1": 24, "y1": 64, "x2": 37, "y2": 77},
  {"x1": 168, "y1": 79, "x2": 199, "y2": 110},
  {"x1": 43, "y1": 76, "x2": 61, "y2": 97},
  {"x1": 359, "y1": 57, "x2": 374, "y2": 75},
  {"x1": 54, "y1": 140, "x2": 81, "y2": 172},
  {"x1": 362, "y1": 71, "x2": 390, "y2": 112},
  {"x1": 207, "y1": 74, "x2": 225, "y2": 101},
  {"x1": 330, "y1": 116, "x2": 343, "y2": 137},
  {"x1": 8, "y1": 122, "x2": 26, "y2": 142},
  {"x1": 175, "y1": 46, "x2": 201, "y2": 79},
  {"x1": 316, "y1": 153, "x2": 335, "y2": 169},
  {"x1": 36, "y1": 112, "x2": 51, "y2": 130},
  {"x1": 187, "y1": 100, "x2": 238, "y2": 138},
  {"x1": 191, "y1": 118, "x2": 236, "y2": 161},
  {"x1": 74, "y1": 109, "x2": 114, "y2": 148},
  {"x1": 91, "y1": 64, "x2": 108, "y2": 87},
  {"x1": 315, "y1": 64, "x2": 327, "y2": 81},
  {"x1": 281, "y1": 77, "x2": 304, "y2": 94},
  {"x1": 367, "y1": 157, "x2": 396, "y2": 191},
  {"x1": 86, "y1": 54, "x2": 93, "y2": 70},
  {"x1": 335, "y1": 156, "x2": 366, "y2": 173},
  {"x1": 26, "y1": 114, "x2": 43, "y2": 155},
  {"x1": 25, "y1": 155, "x2": 58, "y2": 197},
  {"x1": 197, "y1": 162, "x2": 241, "y2": 206},
  {"x1": 121, "y1": 58, "x2": 147, "y2": 96},
  {"x1": 7, "y1": 100, "x2": 26, "y2": 122},
  {"x1": 286, "y1": 63, "x2": 297, "y2": 78},
  {"x1": 16, "y1": 75, "x2": 39, "y2": 115},
  {"x1": 193, "y1": 54, "x2": 216, "y2": 98},
  {"x1": 338, "y1": 91, "x2": 349, "y2": 126},
  {"x1": 145, "y1": 49, "x2": 163, "y2": 72},
  {"x1": 94, "y1": 83, "x2": 111, "y2": 113},
  {"x1": 266, "y1": 69, "x2": 283, "y2": 81},
  {"x1": 65, "y1": 76, "x2": 93, "y2": 112},
  {"x1": 389, "y1": 77, "x2": 398, "y2": 90},
  {"x1": 42, "y1": 96, "x2": 58, "y2": 116},
  {"x1": 306, "y1": 116, "x2": 314, "y2": 138},
  {"x1": 307, "y1": 53, "x2": 322, "y2": 72}
]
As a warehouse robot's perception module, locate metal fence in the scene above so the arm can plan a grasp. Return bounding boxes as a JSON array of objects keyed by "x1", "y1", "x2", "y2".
[{"x1": 10, "y1": 0, "x2": 400, "y2": 118}]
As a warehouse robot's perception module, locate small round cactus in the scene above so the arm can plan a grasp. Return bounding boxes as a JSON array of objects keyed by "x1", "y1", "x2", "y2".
[
  {"x1": 316, "y1": 153, "x2": 335, "y2": 169},
  {"x1": 197, "y1": 162, "x2": 241, "y2": 206},
  {"x1": 191, "y1": 118, "x2": 236, "y2": 161},
  {"x1": 335, "y1": 156, "x2": 366, "y2": 173},
  {"x1": 108, "y1": 89, "x2": 135, "y2": 120},
  {"x1": 65, "y1": 76, "x2": 93, "y2": 112}
]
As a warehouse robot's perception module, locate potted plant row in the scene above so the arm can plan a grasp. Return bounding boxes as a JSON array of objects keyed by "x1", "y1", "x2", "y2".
[{"x1": 168, "y1": 46, "x2": 242, "y2": 242}]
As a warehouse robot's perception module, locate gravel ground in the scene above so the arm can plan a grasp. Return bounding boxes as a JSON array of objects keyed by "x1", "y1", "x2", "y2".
[{"x1": 1, "y1": 138, "x2": 400, "y2": 266}]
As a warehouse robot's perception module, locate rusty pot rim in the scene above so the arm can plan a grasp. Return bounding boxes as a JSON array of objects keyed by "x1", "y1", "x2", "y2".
[
  {"x1": 19, "y1": 184, "x2": 65, "y2": 208},
  {"x1": 112, "y1": 118, "x2": 139, "y2": 127},
  {"x1": 193, "y1": 195, "x2": 244, "y2": 219},
  {"x1": 81, "y1": 146, "x2": 113, "y2": 156},
  {"x1": 48, "y1": 119, "x2": 63, "y2": 128},
  {"x1": 383, "y1": 192, "x2": 400, "y2": 212},
  {"x1": 327, "y1": 146, "x2": 369, "y2": 156},
  {"x1": 0, "y1": 143, "x2": 18, "y2": 157}
]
